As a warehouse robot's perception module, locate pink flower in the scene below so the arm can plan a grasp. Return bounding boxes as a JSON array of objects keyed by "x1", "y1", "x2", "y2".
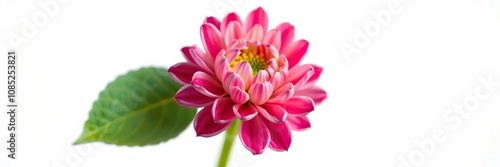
[{"x1": 168, "y1": 7, "x2": 327, "y2": 154}]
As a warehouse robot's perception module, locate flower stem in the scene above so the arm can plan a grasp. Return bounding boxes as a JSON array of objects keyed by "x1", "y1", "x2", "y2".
[{"x1": 217, "y1": 120, "x2": 241, "y2": 167}]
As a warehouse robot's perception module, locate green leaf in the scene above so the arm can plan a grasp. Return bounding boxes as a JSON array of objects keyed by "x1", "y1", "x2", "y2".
[{"x1": 74, "y1": 67, "x2": 196, "y2": 146}]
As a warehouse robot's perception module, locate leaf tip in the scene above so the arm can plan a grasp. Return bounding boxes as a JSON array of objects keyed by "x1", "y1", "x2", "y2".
[
  {"x1": 73, "y1": 138, "x2": 87, "y2": 145},
  {"x1": 73, "y1": 133, "x2": 94, "y2": 145}
]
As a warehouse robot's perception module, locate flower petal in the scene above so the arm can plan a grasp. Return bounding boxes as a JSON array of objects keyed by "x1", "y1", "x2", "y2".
[
  {"x1": 227, "y1": 39, "x2": 248, "y2": 50},
  {"x1": 221, "y1": 12, "x2": 243, "y2": 35},
  {"x1": 278, "y1": 67, "x2": 289, "y2": 80},
  {"x1": 276, "y1": 23, "x2": 295, "y2": 49},
  {"x1": 233, "y1": 103, "x2": 258, "y2": 121},
  {"x1": 180, "y1": 46, "x2": 195, "y2": 63},
  {"x1": 239, "y1": 116, "x2": 270, "y2": 155},
  {"x1": 192, "y1": 72, "x2": 226, "y2": 98},
  {"x1": 281, "y1": 96, "x2": 314, "y2": 115},
  {"x1": 266, "y1": 66, "x2": 276, "y2": 76},
  {"x1": 263, "y1": 29, "x2": 281, "y2": 51},
  {"x1": 222, "y1": 72, "x2": 245, "y2": 92},
  {"x1": 286, "y1": 115, "x2": 311, "y2": 131},
  {"x1": 268, "y1": 83, "x2": 294, "y2": 104},
  {"x1": 214, "y1": 53, "x2": 230, "y2": 81},
  {"x1": 225, "y1": 47, "x2": 241, "y2": 63},
  {"x1": 245, "y1": 24, "x2": 264, "y2": 41},
  {"x1": 204, "y1": 16, "x2": 221, "y2": 30},
  {"x1": 224, "y1": 20, "x2": 244, "y2": 45},
  {"x1": 194, "y1": 104, "x2": 231, "y2": 137},
  {"x1": 201, "y1": 23, "x2": 225, "y2": 58},
  {"x1": 281, "y1": 39, "x2": 309, "y2": 68},
  {"x1": 278, "y1": 55, "x2": 289, "y2": 70},
  {"x1": 189, "y1": 45, "x2": 214, "y2": 73},
  {"x1": 294, "y1": 86, "x2": 327, "y2": 105},
  {"x1": 262, "y1": 118, "x2": 292, "y2": 151},
  {"x1": 268, "y1": 58, "x2": 278, "y2": 70},
  {"x1": 212, "y1": 98, "x2": 236, "y2": 124},
  {"x1": 269, "y1": 71, "x2": 283, "y2": 89},
  {"x1": 229, "y1": 86, "x2": 249, "y2": 104},
  {"x1": 233, "y1": 62, "x2": 252, "y2": 88},
  {"x1": 311, "y1": 65, "x2": 323, "y2": 80},
  {"x1": 244, "y1": 7, "x2": 268, "y2": 33},
  {"x1": 248, "y1": 82, "x2": 273, "y2": 105},
  {"x1": 299, "y1": 64, "x2": 323, "y2": 90},
  {"x1": 286, "y1": 65, "x2": 314, "y2": 88},
  {"x1": 175, "y1": 85, "x2": 215, "y2": 108},
  {"x1": 258, "y1": 104, "x2": 288, "y2": 123},
  {"x1": 251, "y1": 70, "x2": 270, "y2": 85},
  {"x1": 168, "y1": 62, "x2": 203, "y2": 85}
]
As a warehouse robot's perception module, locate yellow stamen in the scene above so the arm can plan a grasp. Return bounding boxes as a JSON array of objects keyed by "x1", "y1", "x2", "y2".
[{"x1": 230, "y1": 50, "x2": 267, "y2": 75}]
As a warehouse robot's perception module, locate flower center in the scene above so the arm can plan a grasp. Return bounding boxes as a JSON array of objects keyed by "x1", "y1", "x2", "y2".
[{"x1": 230, "y1": 51, "x2": 267, "y2": 75}]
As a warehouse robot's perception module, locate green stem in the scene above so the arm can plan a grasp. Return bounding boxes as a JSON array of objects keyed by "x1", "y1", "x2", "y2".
[{"x1": 217, "y1": 120, "x2": 241, "y2": 167}]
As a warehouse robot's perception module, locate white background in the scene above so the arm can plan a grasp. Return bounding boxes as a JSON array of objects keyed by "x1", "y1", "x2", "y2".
[{"x1": 1, "y1": 0, "x2": 500, "y2": 166}]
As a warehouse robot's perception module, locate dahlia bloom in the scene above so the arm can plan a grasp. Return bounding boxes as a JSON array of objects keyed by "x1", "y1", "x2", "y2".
[{"x1": 168, "y1": 7, "x2": 327, "y2": 154}]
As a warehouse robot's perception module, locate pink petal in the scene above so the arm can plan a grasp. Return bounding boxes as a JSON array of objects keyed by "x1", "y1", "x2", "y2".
[
  {"x1": 286, "y1": 115, "x2": 311, "y2": 131},
  {"x1": 239, "y1": 116, "x2": 270, "y2": 155},
  {"x1": 224, "y1": 20, "x2": 244, "y2": 45},
  {"x1": 281, "y1": 39, "x2": 309, "y2": 68},
  {"x1": 227, "y1": 40, "x2": 248, "y2": 50},
  {"x1": 225, "y1": 47, "x2": 240, "y2": 63},
  {"x1": 251, "y1": 70, "x2": 270, "y2": 85},
  {"x1": 257, "y1": 104, "x2": 288, "y2": 123},
  {"x1": 276, "y1": 23, "x2": 295, "y2": 49},
  {"x1": 245, "y1": 24, "x2": 264, "y2": 41},
  {"x1": 201, "y1": 23, "x2": 225, "y2": 58},
  {"x1": 266, "y1": 66, "x2": 276, "y2": 76},
  {"x1": 233, "y1": 62, "x2": 252, "y2": 88},
  {"x1": 268, "y1": 58, "x2": 278, "y2": 70},
  {"x1": 298, "y1": 64, "x2": 323, "y2": 90},
  {"x1": 180, "y1": 46, "x2": 195, "y2": 63},
  {"x1": 268, "y1": 83, "x2": 294, "y2": 104},
  {"x1": 278, "y1": 67, "x2": 289, "y2": 80},
  {"x1": 175, "y1": 85, "x2": 216, "y2": 108},
  {"x1": 278, "y1": 55, "x2": 289, "y2": 69},
  {"x1": 299, "y1": 64, "x2": 323, "y2": 89},
  {"x1": 194, "y1": 104, "x2": 231, "y2": 137},
  {"x1": 244, "y1": 7, "x2": 269, "y2": 33},
  {"x1": 262, "y1": 118, "x2": 292, "y2": 151},
  {"x1": 214, "y1": 53, "x2": 230, "y2": 81},
  {"x1": 286, "y1": 65, "x2": 314, "y2": 88},
  {"x1": 229, "y1": 87, "x2": 249, "y2": 104},
  {"x1": 281, "y1": 96, "x2": 314, "y2": 115},
  {"x1": 266, "y1": 44, "x2": 280, "y2": 60},
  {"x1": 263, "y1": 29, "x2": 281, "y2": 51},
  {"x1": 269, "y1": 72, "x2": 283, "y2": 89},
  {"x1": 221, "y1": 12, "x2": 243, "y2": 35},
  {"x1": 248, "y1": 82, "x2": 273, "y2": 105},
  {"x1": 294, "y1": 86, "x2": 327, "y2": 105},
  {"x1": 192, "y1": 72, "x2": 226, "y2": 98},
  {"x1": 189, "y1": 45, "x2": 214, "y2": 73},
  {"x1": 233, "y1": 103, "x2": 258, "y2": 121},
  {"x1": 212, "y1": 98, "x2": 236, "y2": 124},
  {"x1": 204, "y1": 16, "x2": 221, "y2": 30},
  {"x1": 222, "y1": 72, "x2": 245, "y2": 92},
  {"x1": 168, "y1": 62, "x2": 203, "y2": 85}
]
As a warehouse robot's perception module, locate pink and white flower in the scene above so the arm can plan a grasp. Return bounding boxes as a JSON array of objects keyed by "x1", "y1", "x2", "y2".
[{"x1": 168, "y1": 7, "x2": 327, "y2": 154}]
